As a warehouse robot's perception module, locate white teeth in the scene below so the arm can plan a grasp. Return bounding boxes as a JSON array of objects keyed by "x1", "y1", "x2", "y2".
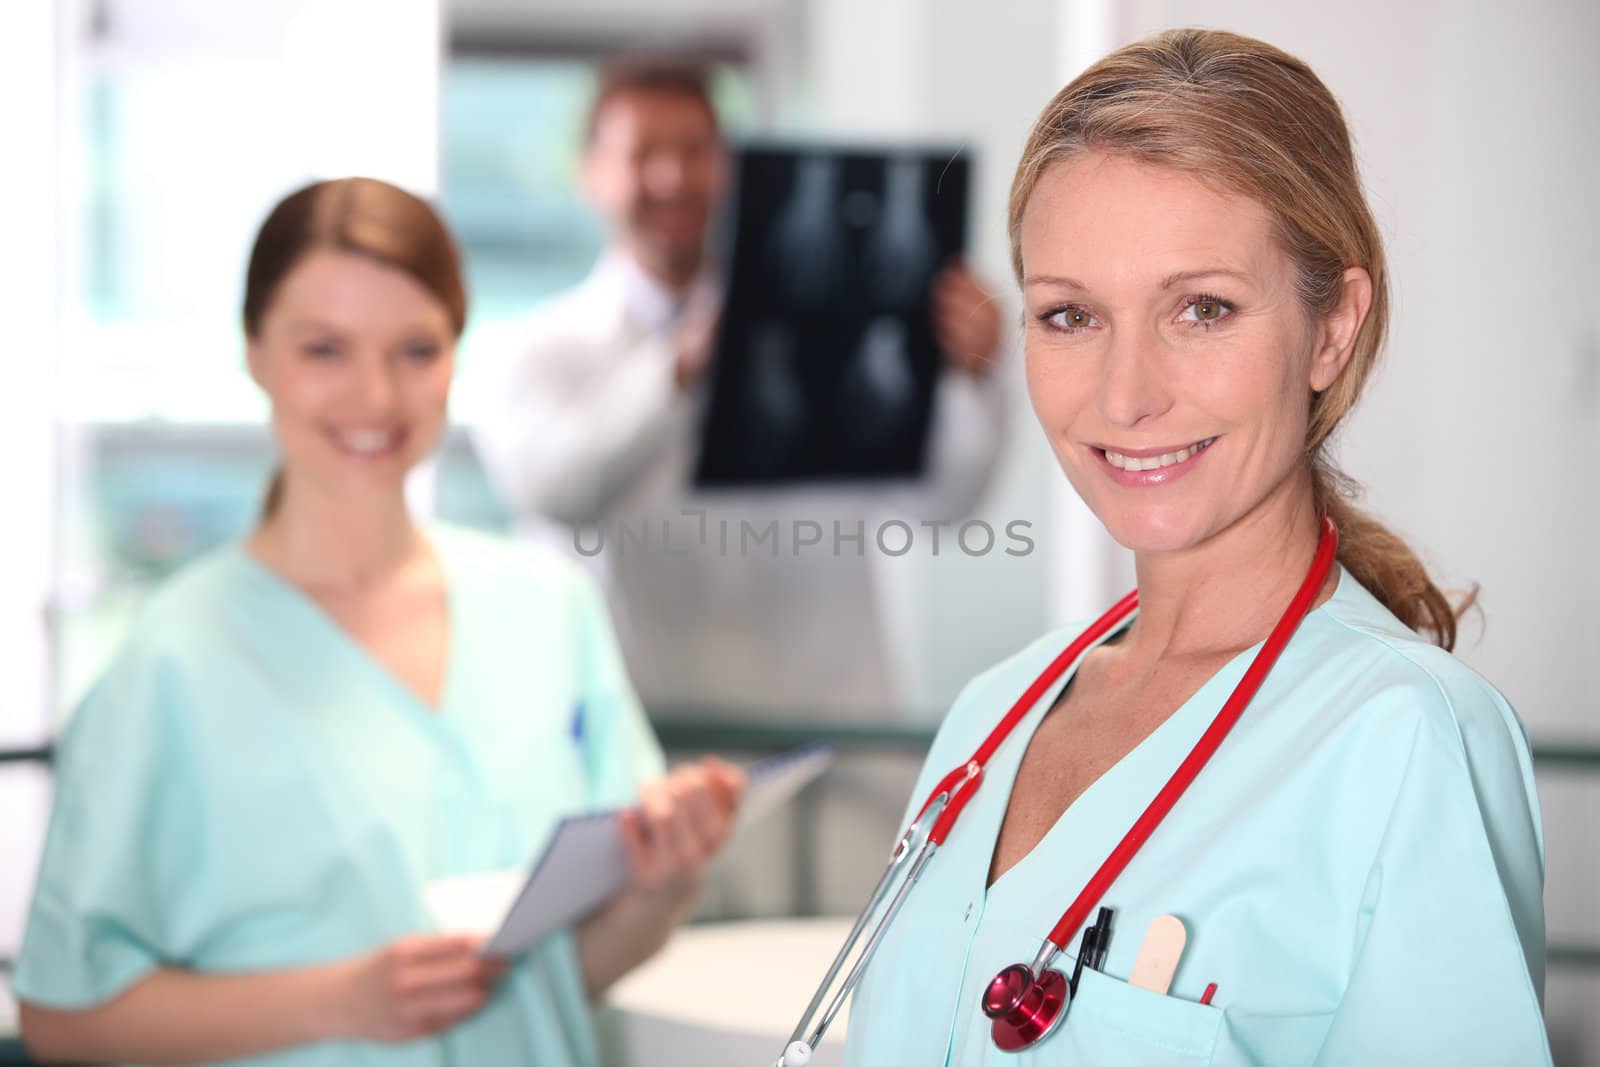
[
  {"x1": 1104, "y1": 437, "x2": 1214, "y2": 472},
  {"x1": 337, "y1": 429, "x2": 399, "y2": 455}
]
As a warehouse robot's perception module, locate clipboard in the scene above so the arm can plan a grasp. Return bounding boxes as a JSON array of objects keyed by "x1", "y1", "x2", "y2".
[{"x1": 423, "y1": 743, "x2": 836, "y2": 956}]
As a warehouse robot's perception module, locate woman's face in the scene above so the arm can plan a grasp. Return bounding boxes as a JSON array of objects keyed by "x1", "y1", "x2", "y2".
[
  {"x1": 247, "y1": 250, "x2": 455, "y2": 506},
  {"x1": 1019, "y1": 153, "x2": 1356, "y2": 554}
]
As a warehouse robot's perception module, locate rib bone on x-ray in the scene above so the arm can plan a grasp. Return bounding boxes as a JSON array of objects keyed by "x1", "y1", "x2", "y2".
[
  {"x1": 864, "y1": 157, "x2": 938, "y2": 307},
  {"x1": 836, "y1": 316, "x2": 916, "y2": 460},
  {"x1": 767, "y1": 155, "x2": 842, "y2": 308},
  {"x1": 735, "y1": 321, "x2": 808, "y2": 477}
]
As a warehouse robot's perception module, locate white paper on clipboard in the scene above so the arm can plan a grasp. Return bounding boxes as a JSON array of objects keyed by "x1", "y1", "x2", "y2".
[
  {"x1": 423, "y1": 743, "x2": 835, "y2": 956},
  {"x1": 730, "y1": 741, "x2": 835, "y2": 832}
]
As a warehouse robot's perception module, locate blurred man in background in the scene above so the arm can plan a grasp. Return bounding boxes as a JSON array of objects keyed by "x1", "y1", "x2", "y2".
[{"x1": 473, "y1": 58, "x2": 1007, "y2": 722}]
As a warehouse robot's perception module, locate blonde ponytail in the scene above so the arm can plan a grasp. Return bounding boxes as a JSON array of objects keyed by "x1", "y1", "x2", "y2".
[{"x1": 1311, "y1": 464, "x2": 1475, "y2": 651}]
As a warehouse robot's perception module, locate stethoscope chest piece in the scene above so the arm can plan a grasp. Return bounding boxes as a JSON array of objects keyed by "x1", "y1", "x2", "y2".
[{"x1": 983, "y1": 963, "x2": 1071, "y2": 1051}]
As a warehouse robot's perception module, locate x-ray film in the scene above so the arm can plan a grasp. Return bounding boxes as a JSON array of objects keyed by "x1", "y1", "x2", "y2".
[{"x1": 695, "y1": 143, "x2": 971, "y2": 486}]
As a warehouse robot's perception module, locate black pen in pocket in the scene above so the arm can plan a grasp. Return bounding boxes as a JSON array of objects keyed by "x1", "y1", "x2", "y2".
[{"x1": 1067, "y1": 906, "x2": 1114, "y2": 996}]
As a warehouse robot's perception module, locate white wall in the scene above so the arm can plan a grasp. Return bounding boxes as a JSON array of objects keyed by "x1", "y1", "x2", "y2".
[
  {"x1": 451, "y1": 0, "x2": 770, "y2": 36},
  {"x1": 0, "y1": 0, "x2": 61, "y2": 754},
  {"x1": 1, "y1": 0, "x2": 449, "y2": 982},
  {"x1": 66, "y1": 0, "x2": 443, "y2": 424},
  {"x1": 1114, "y1": 0, "x2": 1599, "y2": 744},
  {"x1": 0, "y1": 0, "x2": 64, "y2": 972},
  {"x1": 1100, "y1": 2, "x2": 1599, "y2": 1062}
]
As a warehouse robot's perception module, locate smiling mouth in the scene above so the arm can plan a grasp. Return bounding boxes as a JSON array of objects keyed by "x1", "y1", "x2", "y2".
[
  {"x1": 330, "y1": 428, "x2": 404, "y2": 458},
  {"x1": 1098, "y1": 437, "x2": 1217, "y2": 472}
]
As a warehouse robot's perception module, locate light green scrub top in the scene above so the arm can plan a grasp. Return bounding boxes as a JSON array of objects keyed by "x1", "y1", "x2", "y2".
[
  {"x1": 844, "y1": 567, "x2": 1551, "y2": 1066},
  {"x1": 15, "y1": 525, "x2": 665, "y2": 1066}
]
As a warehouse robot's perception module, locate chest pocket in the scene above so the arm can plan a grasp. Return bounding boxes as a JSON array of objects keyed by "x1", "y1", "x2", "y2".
[
  {"x1": 1064, "y1": 966, "x2": 1221, "y2": 1062},
  {"x1": 955, "y1": 965, "x2": 1222, "y2": 1065},
  {"x1": 487, "y1": 698, "x2": 593, "y2": 840}
]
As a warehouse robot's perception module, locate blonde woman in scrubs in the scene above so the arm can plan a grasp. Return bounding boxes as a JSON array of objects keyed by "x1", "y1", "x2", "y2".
[
  {"x1": 15, "y1": 178, "x2": 742, "y2": 1066},
  {"x1": 843, "y1": 30, "x2": 1551, "y2": 1066}
]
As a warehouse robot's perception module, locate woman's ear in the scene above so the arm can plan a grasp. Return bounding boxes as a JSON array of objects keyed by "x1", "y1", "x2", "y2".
[
  {"x1": 245, "y1": 338, "x2": 266, "y2": 389},
  {"x1": 1309, "y1": 266, "x2": 1373, "y2": 392},
  {"x1": 579, "y1": 145, "x2": 610, "y2": 215}
]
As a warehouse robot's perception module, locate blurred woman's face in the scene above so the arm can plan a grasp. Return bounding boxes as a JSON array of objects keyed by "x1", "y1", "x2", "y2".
[
  {"x1": 247, "y1": 250, "x2": 455, "y2": 506},
  {"x1": 1019, "y1": 153, "x2": 1347, "y2": 554}
]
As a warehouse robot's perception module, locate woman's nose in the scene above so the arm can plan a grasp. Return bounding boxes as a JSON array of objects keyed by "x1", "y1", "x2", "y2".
[
  {"x1": 352, "y1": 356, "x2": 400, "y2": 415},
  {"x1": 1096, "y1": 328, "x2": 1173, "y2": 429},
  {"x1": 644, "y1": 152, "x2": 688, "y2": 196}
]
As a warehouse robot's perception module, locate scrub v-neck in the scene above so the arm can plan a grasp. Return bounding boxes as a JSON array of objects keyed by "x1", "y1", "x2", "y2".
[
  {"x1": 232, "y1": 532, "x2": 463, "y2": 720},
  {"x1": 969, "y1": 575, "x2": 1342, "y2": 915}
]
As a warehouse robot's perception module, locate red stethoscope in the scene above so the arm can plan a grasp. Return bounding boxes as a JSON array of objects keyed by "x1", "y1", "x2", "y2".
[{"x1": 777, "y1": 518, "x2": 1338, "y2": 1064}]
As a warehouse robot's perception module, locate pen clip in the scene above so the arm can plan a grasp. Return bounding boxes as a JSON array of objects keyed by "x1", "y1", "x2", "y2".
[{"x1": 1067, "y1": 906, "x2": 1114, "y2": 996}]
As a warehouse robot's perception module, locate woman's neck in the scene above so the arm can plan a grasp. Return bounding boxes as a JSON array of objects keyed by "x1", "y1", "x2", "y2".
[
  {"x1": 1123, "y1": 471, "x2": 1328, "y2": 665},
  {"x1": 248, "y1": 478, "x2": 423, "y2": 593}
]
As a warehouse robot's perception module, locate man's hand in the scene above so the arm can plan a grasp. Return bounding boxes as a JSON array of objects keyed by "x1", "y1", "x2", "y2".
[
  {"x1": 933, "y1": 260, "x2": 1002, "y2": 377},
  {"x1": 673, "y1": 294, "x2": 721, "y2": 391}
]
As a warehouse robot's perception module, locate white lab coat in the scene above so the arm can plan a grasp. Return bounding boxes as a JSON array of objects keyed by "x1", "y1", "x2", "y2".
[{"x1": 472, "y1": 251, "x2": 1007, "y2": 720}]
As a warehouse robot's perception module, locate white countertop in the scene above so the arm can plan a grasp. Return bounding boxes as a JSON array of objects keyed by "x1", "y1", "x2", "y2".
[
  {"x1": 1, "y1": 977, "x2": 16, "y2": 1039},
  {"x1": 597, "y1": 917, "x2": 857, "y2": 1067}
]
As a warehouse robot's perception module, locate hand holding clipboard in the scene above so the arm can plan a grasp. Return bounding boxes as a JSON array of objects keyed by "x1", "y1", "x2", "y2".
[{"x1": 424, "y1": 744, "x2": 836, "y2": 956}]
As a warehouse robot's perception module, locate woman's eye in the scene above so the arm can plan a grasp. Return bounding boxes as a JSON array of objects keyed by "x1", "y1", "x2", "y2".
[
  {"x1": 1044, "y1": 306, "x2": 1098, "y2": 333},
  {"x1": 401, "y1": 342, "x2": 442, "y2": 362},
  {"x1": 1180, "y1": 296, "x2": 1233, "y2": 326},
  {"x1": 302, "y1": 342, "x2": 342, "y2": 359}
]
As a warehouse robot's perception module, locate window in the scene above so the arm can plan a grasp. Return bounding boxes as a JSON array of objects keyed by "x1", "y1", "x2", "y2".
[{"x1": 440, "y1": 53, "x2": 756, "y2": 346}]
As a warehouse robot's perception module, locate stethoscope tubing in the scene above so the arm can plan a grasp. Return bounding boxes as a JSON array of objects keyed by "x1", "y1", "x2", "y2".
[
  {"x1": 781, "y1": 795, "x2": 947, "y2": 1060},
  {"x1": 1038, "y1": 518, "x2": 1337, "y2": 951},
  {"x1": 779, "y1": 519, "x2": 1339, "y2": 1064}
]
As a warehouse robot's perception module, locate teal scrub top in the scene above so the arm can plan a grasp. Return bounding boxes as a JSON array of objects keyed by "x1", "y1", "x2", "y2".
[
  {"x1": 844, "y1": 567, "x2": 1551, "y2": 1066},
  {"x1": 15, "y1": 525, "x2": 665, "y2": 1066}
]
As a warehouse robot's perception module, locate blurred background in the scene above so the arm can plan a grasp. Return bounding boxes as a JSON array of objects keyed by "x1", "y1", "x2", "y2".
[{"x1": 0, "y1": 0, "x2": 1594, "y2": 1062}]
